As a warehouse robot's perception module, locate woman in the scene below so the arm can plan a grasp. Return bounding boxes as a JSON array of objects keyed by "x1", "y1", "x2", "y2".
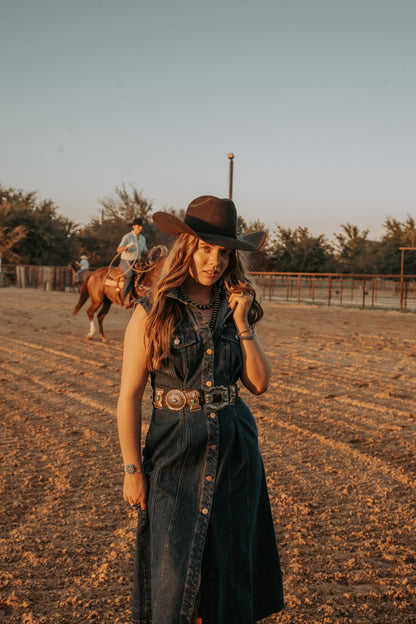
[{"x1": 117, "y1": 195, "x2": 284, "y2": 624}]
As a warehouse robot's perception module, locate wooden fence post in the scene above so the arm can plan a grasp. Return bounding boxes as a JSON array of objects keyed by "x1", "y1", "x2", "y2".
[{"x1": 16, "y1": 266, "x2": 28, "y2": 288}]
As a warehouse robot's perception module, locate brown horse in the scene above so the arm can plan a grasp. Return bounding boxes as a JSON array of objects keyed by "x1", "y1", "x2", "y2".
[
  {"x1": 71, "y1": 245, "x2": 168, "y2": 341},
  {"x1": 67, "y1": 263, "x2": 92, "y2": 290}
]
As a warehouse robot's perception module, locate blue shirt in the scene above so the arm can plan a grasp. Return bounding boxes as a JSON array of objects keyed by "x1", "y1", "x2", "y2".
[{"x1": 119, "y1": 231, "x2": 147, "y2": 261}]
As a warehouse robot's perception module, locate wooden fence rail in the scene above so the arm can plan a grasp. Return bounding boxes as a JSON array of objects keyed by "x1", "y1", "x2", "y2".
[
  {"x1": 2, "y1": 266, "x2": 416, "y2": 312},
  {"x1": 250, "y1": 272, "x2": 416, "y2": 312}
]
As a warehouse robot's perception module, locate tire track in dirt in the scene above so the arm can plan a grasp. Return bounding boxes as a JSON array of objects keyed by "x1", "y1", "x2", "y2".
[
  {"x1": 0, "y1": 290, "x2": 136, "y2": 622},
  {"x1": 250, "y1": 400, "x2": 416, "y2": 624},
  {"x1": 270, "y1": 340, "x2": 416, "y2": 379},
  {"x1": 0, "y1": 361, "x2": 116, "y2": 419},
  {"x1": 1, "y1": 392, "x2": 135, "y2": 623},
  {"x1": 265, "y1": 372, "x2": 416, "y2": 481},
  {"x1": 0, "y1": 334, "x2": 125, "y2": 414},
  {"x1": 0, "y1": 335, "x2": 122, "y2": 370},
  {"x1": 270, "y1": 381, "x2": 416, "y2": 451},
  {"x1": 263, "y1": 414, "x2": 415, "y2": 491},
  {"x1": 2, "y1": 291, "x2": 416, "y2": 624},
  {"x1": 264, "y1": 332, "x2": 416, "y2": 485},
  {"x1": 272, "y1": 378, "x2": 413, "y2": 419},
  {"x1": 260, "y1": 307, "x2": 416, "y2": 622},
  {"x1": 286, "y1": 353, "x2": 416, "y2": 391}
]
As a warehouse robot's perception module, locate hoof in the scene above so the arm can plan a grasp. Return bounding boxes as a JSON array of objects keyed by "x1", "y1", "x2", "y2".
[
  {"x1": 87, "y1": 333, "x2": 94, "y2": 341},
  {"x1": 99, "y1": 336, "x2": 107, "y2": 343}
]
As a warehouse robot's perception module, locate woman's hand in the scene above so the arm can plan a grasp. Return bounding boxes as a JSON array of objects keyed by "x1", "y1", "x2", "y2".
[
  {"x1": 228, "y1": 287, "x2": 271, "y2": 395},
  {"x1": 228, "y1": 288, "x2": 254, "y2": 330},
  {"x1": 123, "y1": 472, "x2": 148, "y2": 511}
]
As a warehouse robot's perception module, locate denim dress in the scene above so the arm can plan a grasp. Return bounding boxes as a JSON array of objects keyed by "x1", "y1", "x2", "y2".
[{"x1": 131, "y1": 288, "x2": 284, "y2": 624}]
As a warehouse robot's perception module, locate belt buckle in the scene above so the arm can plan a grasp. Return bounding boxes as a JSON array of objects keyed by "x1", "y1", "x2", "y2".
[
  {"x1": 187, "y1": 390, "x2": 202, "y2": 412},
  {"x1": 205, "y1": 385, "x2": 229, "y2": 410},
  {"x1": 165, "y1": 389, "x2": 187, "y2": 410},
  {"x1": 153, "y1": 388, "x2": 164, "y2": 409}
]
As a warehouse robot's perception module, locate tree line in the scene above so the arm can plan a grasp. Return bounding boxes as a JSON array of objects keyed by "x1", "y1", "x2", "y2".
[{"x1": 1, "y1": 182, "x2": 416, "y2": 274}]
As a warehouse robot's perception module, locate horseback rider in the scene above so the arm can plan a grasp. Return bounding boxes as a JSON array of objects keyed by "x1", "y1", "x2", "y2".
[
  {"x1": 76, "y1": 255, "x2": 89, "y2": 282},
  {"x1": 117, "y1": 217, "x2": 147, "y2": 307}
]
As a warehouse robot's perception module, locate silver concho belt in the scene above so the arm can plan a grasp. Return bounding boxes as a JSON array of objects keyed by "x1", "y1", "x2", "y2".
[{"x1": 153, "y1": 385, "x2": 237, "y2": 412}]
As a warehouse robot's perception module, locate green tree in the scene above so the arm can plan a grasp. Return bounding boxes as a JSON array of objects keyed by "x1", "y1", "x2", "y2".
[
  {"x1": 334, "y1": 223, "x2": 380, "y2": 274},
  {"x1": 238, "y1": 219, "x2": 273, "y2": 271},
  {"x1": 77, "y1": 184, "x2": 156, "y2": 266},
  {"x1": 100, "y1": 183, "x2": 154, "y2": 223},
  {"x1": 270, "y1": 226, "x2": 335, "y2": 272},
  {"x1": 0, "y1": 185, "x2": 77, "y2": 265},
  {"x1": 376, "y1": 216, "x2": 416, "y2": 275},
  {"x1": 0, "y1": 205, "x2": 27, "y2": 263}
]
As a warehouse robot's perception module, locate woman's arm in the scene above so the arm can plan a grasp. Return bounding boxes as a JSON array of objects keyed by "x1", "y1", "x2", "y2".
[
  {"x1": 228, "y1": 290, "x2": 271, "y2": 395},
  {"x1": 117, "y1": 304, "x2": 149, "y2": 509}
]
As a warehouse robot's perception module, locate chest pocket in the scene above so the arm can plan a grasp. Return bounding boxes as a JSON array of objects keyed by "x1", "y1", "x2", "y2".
[
  {"x1": 217, "y1": 323, "x2": 241, "y2": 372},
  {"x1": 219, "y1": 322, "x2": 239, "y2": 342},
  {"x1": 170, "y1": 329, "x2": 199, "y2": 380}
]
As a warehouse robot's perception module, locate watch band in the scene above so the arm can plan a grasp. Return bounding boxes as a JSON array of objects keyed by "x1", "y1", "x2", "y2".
[{"x1": 124, "y1": 464, "x2": 142, "y2": 474}]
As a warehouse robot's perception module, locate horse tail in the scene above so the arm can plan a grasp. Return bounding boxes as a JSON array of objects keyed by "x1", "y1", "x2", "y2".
[{"x1": 72, "y1": 277, "x2": 90, "y2": 317}]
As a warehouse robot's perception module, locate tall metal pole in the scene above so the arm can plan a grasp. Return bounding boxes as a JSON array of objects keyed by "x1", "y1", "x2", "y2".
[
  {"x1": 400, "y1": 247, "x2": 405, "y2": 311},
  {"x1": 227, "y1": 153, "x2": 234, "y2": 199}
]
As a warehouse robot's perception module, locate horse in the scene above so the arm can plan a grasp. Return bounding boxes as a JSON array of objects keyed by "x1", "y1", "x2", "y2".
[
  {"x1": 67, "y1": 262, "x2": 92, "y2": 290},
  {"x1": 71, "y1": 245, "x2": 168, "y2": 341}
]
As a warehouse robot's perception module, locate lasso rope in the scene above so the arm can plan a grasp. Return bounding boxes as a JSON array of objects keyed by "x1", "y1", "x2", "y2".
[
  {"x1": 103, "y1": 250, "x2": 138, "y2": 283},
  {"x1": 104, "y1": 245, "x2": 168, "y2": 283}
]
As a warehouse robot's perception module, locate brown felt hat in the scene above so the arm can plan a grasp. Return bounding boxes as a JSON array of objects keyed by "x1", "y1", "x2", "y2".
[{"x1": 153, "y1": 195, "x2": 266, "y2": 251}]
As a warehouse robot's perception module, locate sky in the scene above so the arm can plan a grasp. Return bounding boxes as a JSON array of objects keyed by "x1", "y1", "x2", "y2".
[{"x1": 1, "y1": 0, "x2": 415, "y2": 240}]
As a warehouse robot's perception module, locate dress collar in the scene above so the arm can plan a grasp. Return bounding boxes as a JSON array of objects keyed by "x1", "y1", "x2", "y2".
[{"x1": 166, "y1": 285, "x2": 233, "y2": 325}]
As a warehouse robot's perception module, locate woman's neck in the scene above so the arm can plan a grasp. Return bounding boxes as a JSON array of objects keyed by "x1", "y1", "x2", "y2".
[{"x1": 182, "y1": 278, "x2": 213, "y2": 306}]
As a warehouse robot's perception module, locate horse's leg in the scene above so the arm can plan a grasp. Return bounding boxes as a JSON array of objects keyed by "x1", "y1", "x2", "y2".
[
  {"x1": 72, "y1": 279, "x2": 91, "y2": 317},
  {"x1": 87, "y1": 317, "x2": 96, "y2": 340},
  {"x1": 97, "y1": 299, "x2": 112, "y2": 342},
  {"x1": 86, "y1": 300, "x2": 102, "y2": 340}
]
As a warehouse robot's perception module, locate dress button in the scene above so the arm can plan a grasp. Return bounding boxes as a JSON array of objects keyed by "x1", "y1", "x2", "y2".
[
  {"x1": 201, "y1": 508, "x2": 209, "y2": 515},
  {"x1": 206, "y1": 348, "x2": 213, "y2": 355},
  {"x1": 205, "y1": 381, "x2": 213, "y2": 387},
  {"x1": 205, "y1": 476, "x2": 213, "y2": 482},
  {"x1": 210, "y1": 444, "x2": 217, "y2": 451},
  {"x1": 209, "y1": 413, "x2": 216, "y2": 419},
  {"x1": 173, "y1": 338, "x2": 180, "y2": 345}
]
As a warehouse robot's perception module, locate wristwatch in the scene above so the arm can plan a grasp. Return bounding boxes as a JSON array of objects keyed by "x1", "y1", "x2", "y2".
[{"x1": 124, "y1": 464, "x2": 142, "y2": 474}]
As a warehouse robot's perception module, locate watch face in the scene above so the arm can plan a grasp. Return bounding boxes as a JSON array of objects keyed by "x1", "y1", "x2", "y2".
[{"x1": 125, "y1": 464, "x2": 136, "y2": 474}]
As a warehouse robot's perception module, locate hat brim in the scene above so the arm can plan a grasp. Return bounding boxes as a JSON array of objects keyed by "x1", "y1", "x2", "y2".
[{"x1": 153, "y1": 212, "x2": 266, "y2": 252}]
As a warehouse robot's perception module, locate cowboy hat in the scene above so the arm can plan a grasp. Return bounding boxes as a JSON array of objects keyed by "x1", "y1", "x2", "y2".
[
  {"x1": 129, "y1": 217, "x2": 143, "y2": 226},
  {"x1": 153, "y1": 195, "x2": 265, "y2": 251}
]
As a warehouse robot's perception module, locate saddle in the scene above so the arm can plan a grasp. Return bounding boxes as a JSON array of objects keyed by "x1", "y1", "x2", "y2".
[
  {"x1": 104, "y1": 263, "x2": 145, "y2": 305},
  {"x1": 102, "y1": 246, "x2": 168, "y2": 302},
  {"x1": 103, "y1": 266, "x2": 125, "y2": 289}
]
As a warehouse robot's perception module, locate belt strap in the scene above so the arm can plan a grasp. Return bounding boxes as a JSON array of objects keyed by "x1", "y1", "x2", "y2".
[{"x1": 153, "y1": 385, "x2": 237, "y2": 412}]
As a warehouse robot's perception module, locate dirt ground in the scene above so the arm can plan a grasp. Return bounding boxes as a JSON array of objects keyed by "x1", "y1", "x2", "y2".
[{"x1": 0, "y1": 287, "x2": 415, "y2": 624}]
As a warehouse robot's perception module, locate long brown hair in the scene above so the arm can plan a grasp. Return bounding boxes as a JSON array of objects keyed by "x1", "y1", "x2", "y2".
[{"x1": 144, "y1": 233, "x2": 263, "y2": 370}]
